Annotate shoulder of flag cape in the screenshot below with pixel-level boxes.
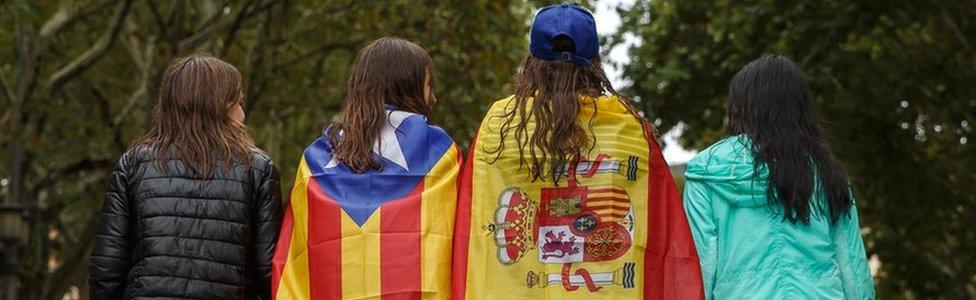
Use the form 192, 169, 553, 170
324, 110, 417, 171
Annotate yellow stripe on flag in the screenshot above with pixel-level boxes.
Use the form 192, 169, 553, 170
340, 209, 382, 299
275, 157, 311, 299
588, 192, 629, 199
421, 145, 460, 299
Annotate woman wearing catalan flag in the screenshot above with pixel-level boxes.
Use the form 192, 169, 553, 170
452, 3, 704, 300
272, 37, 460, 299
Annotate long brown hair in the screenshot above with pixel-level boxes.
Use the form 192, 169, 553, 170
132, 54, 256, 179
327, 37, 435, 173
491, 38, 640, 183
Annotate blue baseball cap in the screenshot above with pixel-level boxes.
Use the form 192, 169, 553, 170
529, 3, 599, 68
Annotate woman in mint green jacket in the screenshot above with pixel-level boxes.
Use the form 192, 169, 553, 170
683, 55, 874, 299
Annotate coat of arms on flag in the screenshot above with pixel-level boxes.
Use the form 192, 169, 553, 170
492, 188, 537, 264
535, 154, 635, 264
488, 154, 637, 292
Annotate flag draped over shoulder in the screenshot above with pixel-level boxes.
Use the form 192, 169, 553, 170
273, 109, 459, 300
452, 96, 704, 299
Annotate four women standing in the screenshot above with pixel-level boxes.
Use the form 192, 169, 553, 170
89, 4, 874, 300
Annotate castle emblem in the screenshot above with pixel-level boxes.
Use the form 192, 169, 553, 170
490, 154, 639, 292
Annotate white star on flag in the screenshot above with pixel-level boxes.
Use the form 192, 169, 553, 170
325, 110, 414, 171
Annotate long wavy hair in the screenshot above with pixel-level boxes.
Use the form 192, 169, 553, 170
728, 55, 853, 224
491, 37, 640, 183
327, 37, 435, 173
132, 54, 255, 179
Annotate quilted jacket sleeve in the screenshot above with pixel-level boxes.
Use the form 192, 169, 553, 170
90, 153, 133, 299
251, 158, 283, 300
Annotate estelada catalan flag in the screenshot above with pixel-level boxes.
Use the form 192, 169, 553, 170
453, 95, 704, 299
273, 107, 460, 299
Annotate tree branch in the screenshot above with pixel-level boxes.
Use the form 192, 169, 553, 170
39, 0, 119, 40
217, 0, 261, 56
241, 6, 270, 114
114, 34, 157, 126
37, 4, 73, 40
121, 19, 146, 69
147, 0, 169, 34
0, 74, 12, 111
29, 157, 115, 195
176, 1, 232, 52
0, 76, 13, 140
941, 8, 972, 53
41, 219, 96, 300
47, 0, 134, 92
13, 13, 36, 105
272, 40, 364, 70
940, 7, 976, 72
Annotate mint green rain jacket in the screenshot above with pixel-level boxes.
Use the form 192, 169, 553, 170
682, 136, 875, 299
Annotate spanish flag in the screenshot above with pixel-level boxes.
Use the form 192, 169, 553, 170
273, 109, 459, 299
452, 96, 704, 299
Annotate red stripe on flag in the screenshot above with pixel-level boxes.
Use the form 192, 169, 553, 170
587, 187, 628, 194
380, 183, 424, 299
451, 136, 477, 300
307, 179, 343, 300
640, 121, 705, 299
587, 204, 631, 210
596, 212, 630, 219
586, 196, 631, 203
642, 121, 668, 299
271, 201, 294, 299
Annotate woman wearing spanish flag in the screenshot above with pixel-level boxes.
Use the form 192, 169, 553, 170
272, 37, 459, 299
453, 4, 704, 299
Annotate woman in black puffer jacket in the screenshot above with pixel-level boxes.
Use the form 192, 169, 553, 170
89, 55, 282, 300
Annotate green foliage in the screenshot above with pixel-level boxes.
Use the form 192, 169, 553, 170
616, 0, 976, 297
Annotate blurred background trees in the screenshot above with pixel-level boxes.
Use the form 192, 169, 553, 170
0, 0, 973, 299
615, 0, 975, 298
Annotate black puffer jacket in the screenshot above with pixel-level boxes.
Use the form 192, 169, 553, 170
89, 148, 282, 300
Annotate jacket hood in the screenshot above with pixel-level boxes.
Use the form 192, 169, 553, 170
684, 135, 770, 207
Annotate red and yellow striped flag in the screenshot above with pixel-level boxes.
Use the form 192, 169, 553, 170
273, 109, 459, 299
452, 95, 704, 299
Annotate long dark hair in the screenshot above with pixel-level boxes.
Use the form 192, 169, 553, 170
327, 37, 435, 173
132, 54, 255, 179
728, 55, 852, 224
491, 37, 640, 183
